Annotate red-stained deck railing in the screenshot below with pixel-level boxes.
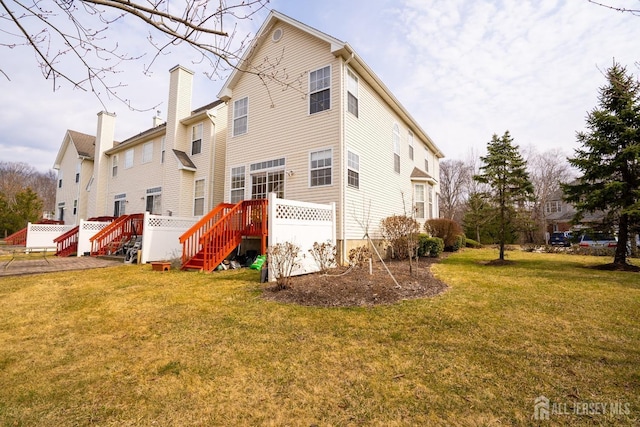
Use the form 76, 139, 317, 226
90, 213, 144, 255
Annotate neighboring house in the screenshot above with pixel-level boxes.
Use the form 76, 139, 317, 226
545, 188, 605, 234
54, 66, 228, 222
53, 10, 444, 261
53, 130, 96, 223
219, 11, 444, 257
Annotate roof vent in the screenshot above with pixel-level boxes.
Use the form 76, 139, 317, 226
272, 27, 283, 42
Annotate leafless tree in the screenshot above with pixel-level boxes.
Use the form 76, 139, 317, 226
0, 161, 55, 213
588, 0, 640, 16
0, 0, 305, 110
438, 159, 472, 222
523, 147, 573, 243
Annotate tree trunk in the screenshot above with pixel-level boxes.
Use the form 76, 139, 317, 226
614, 213, 629, 266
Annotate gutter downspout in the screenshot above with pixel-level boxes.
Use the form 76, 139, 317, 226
207, 109, 216, 211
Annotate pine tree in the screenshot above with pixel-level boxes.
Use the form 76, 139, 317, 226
474, 131, 534, 261
563, 62, 640, 269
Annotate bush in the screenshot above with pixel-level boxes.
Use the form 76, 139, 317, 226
348, 245, 372, 267
308, 241, 336, 273
380, 215, 420, 260
425, 218, 466, 252
417, 234, 444, 258
465, 238, 481, 248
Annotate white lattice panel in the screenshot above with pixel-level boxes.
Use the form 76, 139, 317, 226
81, 222, 109, 231
26, 223, 75, 249
146, 216, 197, 229
275, 204, 333, 222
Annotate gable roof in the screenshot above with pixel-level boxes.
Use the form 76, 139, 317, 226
53, 130, 96, 169
218, 10, 444, 159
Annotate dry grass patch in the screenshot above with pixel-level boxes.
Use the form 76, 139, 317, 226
0, 250, 638, 426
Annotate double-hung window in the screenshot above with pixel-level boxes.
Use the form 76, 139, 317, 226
408, 131, 414, 161
161, 137, 166, 164
310, 149, 332, 187
347, 150, 359, 189
424, 147, 430, 173
230, 166, 245, 203
124, 149, 134, 169
194, 179, 205, 216
309, 65, 331, 114
112, 155, 118, 177
347, 69, 358, 117
58, 170, 63, 188
233, 97, 248, 136
393, 124, 400, 173
414, 184, 425, 219
75, 163, 80, 183
191, 123, 203, 155
142, 141, 153, 163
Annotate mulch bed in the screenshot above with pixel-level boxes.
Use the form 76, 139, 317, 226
261, 256, 449, 307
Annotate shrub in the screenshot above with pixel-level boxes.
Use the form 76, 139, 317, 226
380, 215, 420, 260
417, 234, 444, 258
267, 242, 300, 290
425, 218, 465, 252
308, 241, 336, 274
465, 238, 481, 248
348, 245, 372, 267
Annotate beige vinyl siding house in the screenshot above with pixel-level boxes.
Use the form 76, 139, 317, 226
53, 130, 96, 224
53, 66, 228, 222
220, 10, 444, 258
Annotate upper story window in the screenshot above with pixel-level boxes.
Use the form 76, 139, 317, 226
309, 65, 331, 114
161, 137, 166, 164
233, 97, 248, 136
424, 147, 430, 173
191, 123, 203, 155
194, 179, 205, 216
57, 170, 63, 188
347, 150, 360, 189
230, 166, 245, 203
393, 124, 400, 173
310, 149, 332, 187
112, 155, 118, 177
347, 69, 358, 117
408, 131, 414, 161
75, 163, 80, 183
124, 149, 134, 169
545, 200, 562, 214
142, 141, 153, 164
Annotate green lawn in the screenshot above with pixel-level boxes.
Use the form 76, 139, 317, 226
0, 249, 638, 426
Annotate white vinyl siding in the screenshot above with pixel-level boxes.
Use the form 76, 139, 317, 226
309, 65, 331, 114
233, 97, 248, 136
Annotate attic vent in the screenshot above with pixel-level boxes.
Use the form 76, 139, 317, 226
272, 27, 283, 42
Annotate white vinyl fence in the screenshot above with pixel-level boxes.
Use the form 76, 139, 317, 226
140, 212, 198, 264
26, 223, 76, 250
77, 220, 112, 256
267, 193, 336, 281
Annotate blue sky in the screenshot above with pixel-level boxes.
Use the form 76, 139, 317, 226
1, 0, 639, 172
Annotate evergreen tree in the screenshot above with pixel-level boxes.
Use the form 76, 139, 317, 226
563, 62, 640, 269
474, 131, 534, 261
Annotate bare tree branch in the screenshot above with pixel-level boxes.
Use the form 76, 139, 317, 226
588, 0, 640, 16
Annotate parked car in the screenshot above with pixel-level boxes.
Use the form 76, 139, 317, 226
578, 233, 617, 248
549, 232, 572, 247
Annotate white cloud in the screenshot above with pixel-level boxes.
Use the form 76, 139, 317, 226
1, 0, 639, 173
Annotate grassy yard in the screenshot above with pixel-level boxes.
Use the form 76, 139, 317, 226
0, 249, 638, 426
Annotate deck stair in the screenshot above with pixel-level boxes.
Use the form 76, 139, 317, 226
90, 213, 144, 256
180, 199, 267, 272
